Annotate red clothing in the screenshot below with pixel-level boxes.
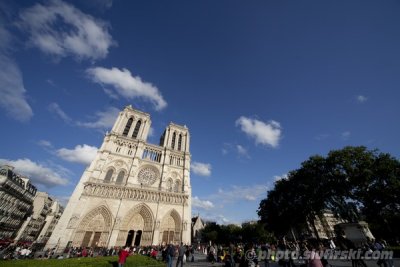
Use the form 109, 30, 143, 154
151, 250, 158, 258
119, 250, 129, 263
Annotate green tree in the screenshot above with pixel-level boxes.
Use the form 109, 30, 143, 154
200, 222, 220, 243
258, 146, 400, 242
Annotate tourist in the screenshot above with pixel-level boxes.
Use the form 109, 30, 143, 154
167, 244, 175, 267
176, 242, 186, 267
118, 247, 130, 267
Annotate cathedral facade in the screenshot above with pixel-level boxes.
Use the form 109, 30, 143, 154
46, 106, 191, 250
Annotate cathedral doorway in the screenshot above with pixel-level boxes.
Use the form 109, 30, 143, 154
124, 229, 143, 247
116, 204, 154, 246
160, 209, 181, 245
134, 230, 142, 246
72, 206, 112, 248
125, 230, 135, 247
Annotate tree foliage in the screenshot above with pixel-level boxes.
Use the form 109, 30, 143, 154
200, 221, 274, 245
257, 146, 400, 241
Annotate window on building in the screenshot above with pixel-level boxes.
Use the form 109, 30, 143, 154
159, 130, 166, 146
132, 120, 142, 138
104, 169, 113, 183
178, 134, 182, 151
116, 170, 125, 184
171, 132, 176, 149
174, 180, 181, 192
167, 179, 173, 192
123, 118, 133, 136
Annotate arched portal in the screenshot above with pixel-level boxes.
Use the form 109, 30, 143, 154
72, 206, 112, 247
160, 209, 181, 245
116, 204, 154, 246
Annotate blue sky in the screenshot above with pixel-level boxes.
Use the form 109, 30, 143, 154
1, 0, 400, 224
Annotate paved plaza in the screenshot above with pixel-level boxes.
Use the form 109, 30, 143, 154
170, 252, 397, 267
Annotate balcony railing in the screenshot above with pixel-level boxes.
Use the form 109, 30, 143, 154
142, 145, 163, 163
82, 181, 189, 206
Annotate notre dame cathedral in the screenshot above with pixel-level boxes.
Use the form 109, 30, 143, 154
46, 105, 191, 250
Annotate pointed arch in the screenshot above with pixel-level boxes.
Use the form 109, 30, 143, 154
178, 134, 182, 151
174, 180, 181, 193
116, 203, 154, 246
116, 170, 126, 184
160, 209, 181, 244
171, 132, 176, 149
104, 168, 114, 183
72, 205, 112, 247
166, 178, 173, 192
123, 118, 133, 136
132, 120, 142, 139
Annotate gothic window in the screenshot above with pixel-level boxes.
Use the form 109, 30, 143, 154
116, 170, 125, 184
132, 120, 141, 139
178, 134, 182, 151
171, 132, 176, 150
137, 167, 158, 185
123, 118, 133, 136
159, 130, 166, 146
104, 169, 113, 183
166, 178, 173, 192
174, 180, 181, 192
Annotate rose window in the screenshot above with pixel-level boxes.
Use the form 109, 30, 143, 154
138, 167, 158, 185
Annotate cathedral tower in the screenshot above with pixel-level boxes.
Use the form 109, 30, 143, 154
46, 105, 191, 250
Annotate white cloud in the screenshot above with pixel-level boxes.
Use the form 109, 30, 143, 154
213, 184, 268, 203
0, 158, 68, 187
37, 139, 97, 165
18, 0, 115, 60
0, 56, 34, 122
192, 196, 214, 210
198, 213, 231, 225
56, 144, 98, 165
192, 184, 268, 225
244, 195, 256, 201
356, 95, 368, 103
342, 131, 351, 140
221, 143, 233, 155
0, 26, 33, 122
236, 116, 282, 148
48, 102, 71, 123
86, 67, 167, 110
0, 23, 12, 52
191, 162, 212, 177
216, 215, 230, 224
77, 106, 120, 130
103, 88, 119, 99
46, 79, 56, 86
315, 134, 330, 141
273, 173, 288, 182
38, 140, 53, 148
236, 144, 250, 158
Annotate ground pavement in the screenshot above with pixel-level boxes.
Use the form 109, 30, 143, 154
169, 252, 398, 267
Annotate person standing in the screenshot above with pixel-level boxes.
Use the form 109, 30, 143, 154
176, 242, 186, 267
118, 247, 130, 267
167, 244, 175, 267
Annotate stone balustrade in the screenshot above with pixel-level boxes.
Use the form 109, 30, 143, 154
82, 181, 189, 205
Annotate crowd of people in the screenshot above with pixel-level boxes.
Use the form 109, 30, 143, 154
0, 238, 395, 267
0, 242, 197, 262
202, 238, 394, 267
